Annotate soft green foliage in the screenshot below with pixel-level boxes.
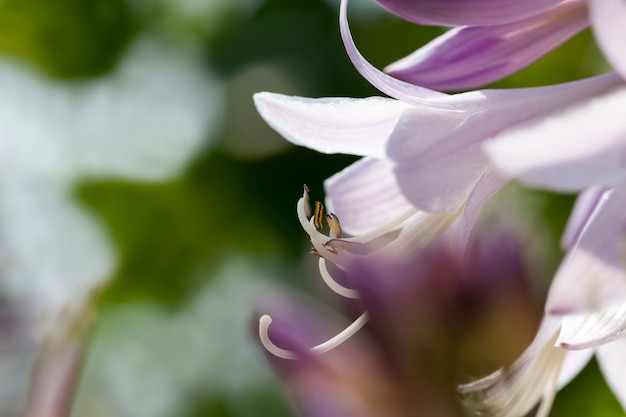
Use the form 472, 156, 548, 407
0, 0, 136, 76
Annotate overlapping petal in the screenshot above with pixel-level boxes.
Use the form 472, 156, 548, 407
590, 0, 626, 80
253, 93, 412, 158
561, 186, 609, 249
556, 348, 594, 388
458, 316, 564, 417
440, 169, 507, 250
340, 0, 448, 105
546, 185, 626, 313
558, 300, 626, 349
387, 74, 622, 213
485, 86, 626, 191
324, 157, 414, 236
375, 0, 563, 26
386, 0, 588, 90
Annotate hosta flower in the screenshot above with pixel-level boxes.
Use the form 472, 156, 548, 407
378, 0, 624, 91
254, 0, 622, 308
258, 236, 541, 417
484, 94, 626, 313
462, 116, 626, 415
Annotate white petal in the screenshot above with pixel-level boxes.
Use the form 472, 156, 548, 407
590, 0, 626, 80
558, 300, 626, 350
596, 337, 626, 412
459, 316, 565, 417
440, 169, 507, 250
484, 86, 626, 191
387, 74, 622, 212
556, 348, 594, 388
547, 185, 626, 313
324, 157, 414, 236
254, 93, 412, 158
393, 141, 488, 213
561, 186, 609, 249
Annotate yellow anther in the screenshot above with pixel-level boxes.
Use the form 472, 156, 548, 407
313, 201, 325, 230
327, 213, 342, 239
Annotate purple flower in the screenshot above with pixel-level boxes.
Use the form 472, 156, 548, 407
466, 109, 626, 415
254, 0, 622, 281
379, 0, 626, 91
258, 237, 541, 417
484, 92, 626, 313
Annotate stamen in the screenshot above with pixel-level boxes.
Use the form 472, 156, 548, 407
318, 258, 360, 299
314, 201, 325, 230
327, 213, 341, 238
297, 197, 341, 262
534, 363, 561, 417
259, 312, 369, 360
325, 238, 362, 252
302, 184, 312, 219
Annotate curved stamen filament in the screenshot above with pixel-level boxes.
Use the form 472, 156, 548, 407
259, 312, 369, 360
318, 258, 360, 299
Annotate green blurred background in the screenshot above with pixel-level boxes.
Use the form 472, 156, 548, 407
0, 0, 621, 416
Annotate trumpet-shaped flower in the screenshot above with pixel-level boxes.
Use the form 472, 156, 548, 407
254, 0, 622, 286
254, 0, 625, 351
465, 110, 626, 415
379, 0, 626, 91
485, 89, 626, 314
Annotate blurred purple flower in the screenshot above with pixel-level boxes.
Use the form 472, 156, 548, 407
379, 0, 626, 91
258, 236, 541, 417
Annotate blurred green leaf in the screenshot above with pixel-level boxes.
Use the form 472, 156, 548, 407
0, 0, 136, 76
79, 148, 356, 307
553, 358, 624, 417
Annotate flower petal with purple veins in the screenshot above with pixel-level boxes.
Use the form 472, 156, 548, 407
386, 0, 588, 91
375, 0, 563, 26
561, 186, 609, 249
484, 85, 626, 191
440, 169, 507, 250
590, 0, 626, 80
339, 0, 448, 105
546, 185, 626, 314
253, 93, 412, 158
324, 157, 414, 236
387, 74, 623, 213
558, 300, 626, 349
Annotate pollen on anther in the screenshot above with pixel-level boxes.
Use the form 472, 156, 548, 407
327, 213, 342, 238
303, 185, 312, 219
314, 201, 325, 230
